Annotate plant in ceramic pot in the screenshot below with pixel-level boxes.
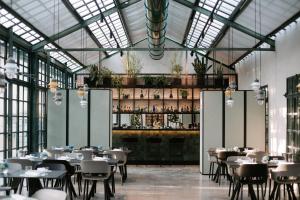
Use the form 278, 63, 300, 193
122, 52, 142, 86
214, 65, 223, 88
101, 66, 113, 87
87, 64, 102, 87
112, 75, 123, 88
170, 53, 182, 86
180, 89, 188, 99
192, 56, 209, 87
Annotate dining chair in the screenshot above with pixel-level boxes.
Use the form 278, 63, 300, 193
207, 148, 217, 180
246, 151, 267, 163
80, 160, 112, 200
104, 150, 127, 184
6, 158, 34, 194
41, 159, 76, 199
226, 156, 251, 197
267, 156, 285, 198
232, 164, 268, 200
0, 163, 22, 195
73, 150, 94, 160
269, 163, 300, 200
32, 189, 67, 200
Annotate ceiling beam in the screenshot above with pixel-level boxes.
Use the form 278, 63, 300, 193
32, 0, 141, 51
40, 47, 275, 52
181, 0, 200, 45
173, 0, 275, 47
113, 0, 133, 46
0, 0, 85, 70
230, 10, 300, 68
206, 0, 252, 56
61, 0, 109, 57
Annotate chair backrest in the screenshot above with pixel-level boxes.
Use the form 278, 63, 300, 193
73, 150, 94, 160
32, 189, 67, 200
6, 159, 33, 169
218, 151, 240, 161
246, 151, 267, 162
105, 150, 127, 163
80, 160, 110, 174
42, 159, 74, 175
45, 149, 64, 159
237, 164, 268, 180
272, 163, 300, 178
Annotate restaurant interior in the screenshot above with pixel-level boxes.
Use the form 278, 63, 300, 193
0, 0, 299, 199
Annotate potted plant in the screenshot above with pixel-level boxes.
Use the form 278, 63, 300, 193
112, 75, 123, 88
180, 89, 188, 99
170, 53, 183, 86
154, 75, 168, 88
122, 52, 142, 86
214, 65, 223, 88
192, 56, 209, 87
144, 75, 155, 87
87, 64, 102, 87
101, 66, 113, 87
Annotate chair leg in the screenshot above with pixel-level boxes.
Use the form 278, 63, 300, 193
211, 163, 215, 180
209, 162, 212, 179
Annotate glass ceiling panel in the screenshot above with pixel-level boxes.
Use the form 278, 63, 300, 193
0, 7, 43, 44
45, 43, 83, 72
185, 0, 242, 54
68, 0, 129, 55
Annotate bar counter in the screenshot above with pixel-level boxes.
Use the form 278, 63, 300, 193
112, 129, 200, 164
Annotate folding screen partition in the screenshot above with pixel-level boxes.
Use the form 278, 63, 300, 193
199, 91, 265, 174
47, 89, 112, 149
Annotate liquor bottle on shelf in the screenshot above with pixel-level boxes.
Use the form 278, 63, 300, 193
169, 89, 173, 99
140, 89, 144, 99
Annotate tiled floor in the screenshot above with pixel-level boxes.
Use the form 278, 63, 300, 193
79, 165, 236, 200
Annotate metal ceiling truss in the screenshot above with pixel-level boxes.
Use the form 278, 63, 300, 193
0, 0, 85, 70
206, 0, 252, 56
32, 0, 141, 51
173, 0, 275, 47
230, 10, 300, 68
62, 0, 109, 57
181, 0, 200, 45
39, 47, 274, 52
113, 0, 133, 46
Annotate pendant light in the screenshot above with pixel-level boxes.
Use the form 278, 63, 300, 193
5, 28, 18, 79
250, 0, 260, 92
53, 91, 63, 106
0, 72, 6, 95
77, 84, 88, 98
255, 0, 265, 106
48, 78, 58, 93
80, 96, 88, 108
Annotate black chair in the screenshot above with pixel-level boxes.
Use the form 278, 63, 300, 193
214, 151, 240, 185
232, 164, 268, 200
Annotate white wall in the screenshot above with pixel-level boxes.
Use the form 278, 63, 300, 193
236, 20, 300, 155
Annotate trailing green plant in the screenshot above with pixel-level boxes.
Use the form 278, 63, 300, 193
130, 114, 142, 128
192, 56, 210, 77
180, 89, 188, 98
154, 75, 168, 88
122, 52, 142, 78
112, 76, 123, 88
170, 53, 183, 78
143, 75, 155, 87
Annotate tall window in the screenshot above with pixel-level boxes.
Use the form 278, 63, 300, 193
38, 91, 46, 151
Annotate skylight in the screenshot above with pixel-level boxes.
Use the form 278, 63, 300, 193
45, 44, 83, 72
185, 0, 241, 54
69, 0, 129, 55
0, 8, 43, 45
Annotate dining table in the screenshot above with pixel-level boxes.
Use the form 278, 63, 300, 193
0, 169, 66, 196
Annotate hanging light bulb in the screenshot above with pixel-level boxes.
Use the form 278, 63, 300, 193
250, 79, 260, 91
256, 89, 265, 106
4, 56, 18, 79
53, 91, 63, 106
226, 97, 234, 107
48, 78, 58, 93
224, 87, 233, 97
80, 96, 88, 108
0, 72, 6, 95
297, 83, 300, 93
